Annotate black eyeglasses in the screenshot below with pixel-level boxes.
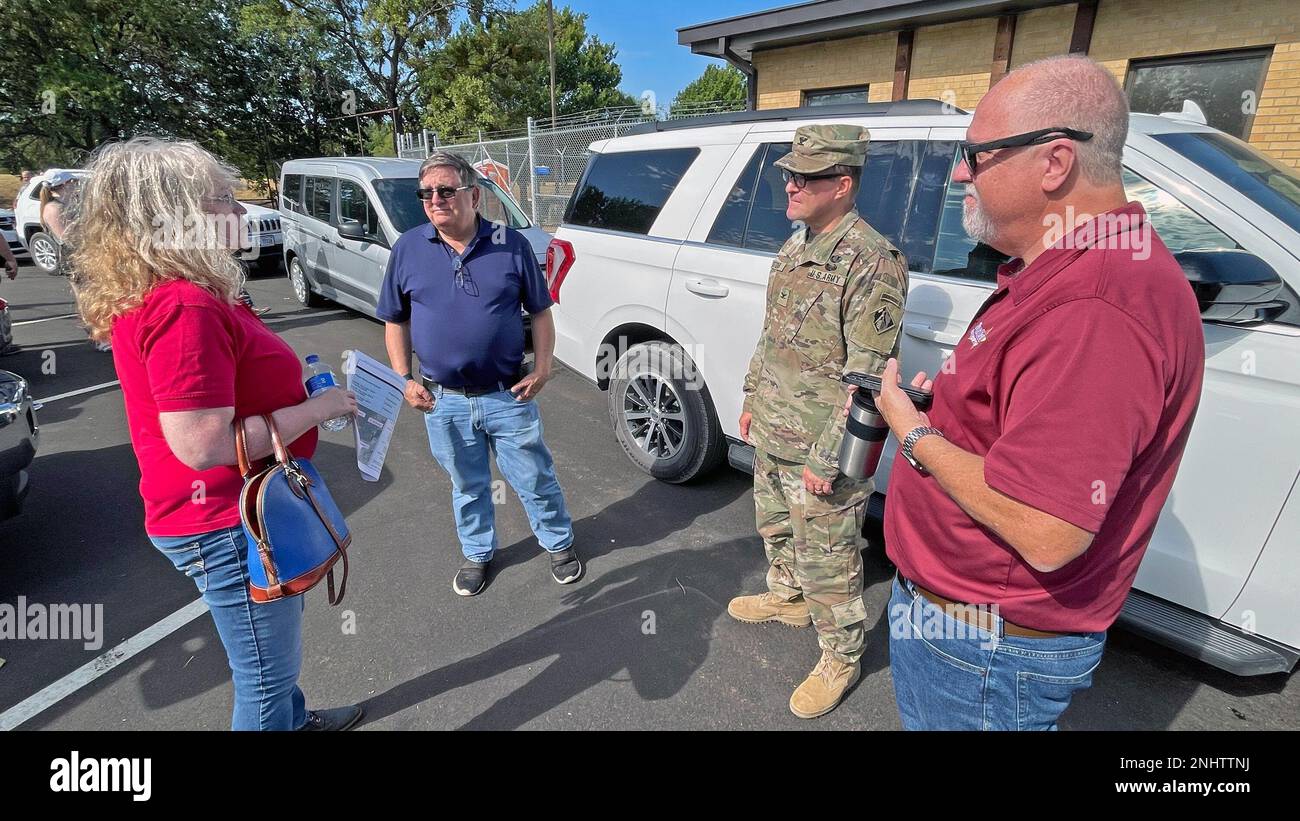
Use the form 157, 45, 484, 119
417, 184, 474, 201
452, 257, 479, 297
959, 127, 1094, 175
780, 169, 846, 190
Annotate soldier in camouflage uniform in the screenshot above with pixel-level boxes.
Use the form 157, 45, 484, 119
728, 124, 908, 719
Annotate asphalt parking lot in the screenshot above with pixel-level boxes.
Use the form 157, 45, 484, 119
0, 259, 1296, 730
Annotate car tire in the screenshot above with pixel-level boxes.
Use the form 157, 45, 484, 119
288, 256, 324, 307
607, 341, 726, 483
28, 232, 61, 275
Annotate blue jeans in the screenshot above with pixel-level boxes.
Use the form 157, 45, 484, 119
888, 575, 1106, 730
149, 525, 307, 731
424, 388, 574, 562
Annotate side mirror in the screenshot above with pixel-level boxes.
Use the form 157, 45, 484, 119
1176, 250, 1289, 325
337, 219, 369, 243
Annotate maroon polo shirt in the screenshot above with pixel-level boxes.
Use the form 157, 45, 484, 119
885, 202, 1205, 633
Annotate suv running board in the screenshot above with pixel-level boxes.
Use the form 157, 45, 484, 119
1118, 589, 1298, 676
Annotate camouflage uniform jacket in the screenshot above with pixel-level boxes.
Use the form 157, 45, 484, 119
742, 209, 908, 480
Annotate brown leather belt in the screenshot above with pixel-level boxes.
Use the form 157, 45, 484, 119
904, 576, 1066, 639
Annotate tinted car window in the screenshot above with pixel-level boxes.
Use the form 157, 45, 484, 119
566, 148, 699, 234
931, 152, 1009, 283
305, 176, 333, 223
477, 178, 530, 229
743, 143, 797, 252
371, 178, 425, 235
1153, 130, 1300, 235
282, 174, 304, 213
1123, 169, 1239, 252
706, 147, 764, 248
337, 179, 382, 240
708, 140, 951, 264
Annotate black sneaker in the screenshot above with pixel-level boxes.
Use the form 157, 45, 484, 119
297, 704, 363, 731
452, 559, 489, 596
549, 547, 582, 584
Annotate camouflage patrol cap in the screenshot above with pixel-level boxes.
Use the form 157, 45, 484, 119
774, 124, 871, 174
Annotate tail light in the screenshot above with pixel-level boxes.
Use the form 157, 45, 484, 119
545, 238, 574, 304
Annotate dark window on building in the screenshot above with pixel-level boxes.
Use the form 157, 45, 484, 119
305, 176, 334, 223
1126, 49, 1271, 139
804, 86, 870, 107
282, 174, 304, 213
565, 148, 699, 234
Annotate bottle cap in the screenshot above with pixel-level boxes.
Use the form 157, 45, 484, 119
305, 354, 320, 364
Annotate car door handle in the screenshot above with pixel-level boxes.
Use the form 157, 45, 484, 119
903, 322, 962, 346
684, 278, 729, 298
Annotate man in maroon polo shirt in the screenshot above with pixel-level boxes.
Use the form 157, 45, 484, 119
872, 55, 1205, 730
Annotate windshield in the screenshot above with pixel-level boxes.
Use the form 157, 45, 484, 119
371, 176, 532, 236
1153, 131, 1300, 235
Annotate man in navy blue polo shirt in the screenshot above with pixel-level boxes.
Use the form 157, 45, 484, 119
379, 152, 579, 597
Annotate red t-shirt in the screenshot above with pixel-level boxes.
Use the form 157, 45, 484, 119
885, 203, 1205, 633
112, 279, 318, 537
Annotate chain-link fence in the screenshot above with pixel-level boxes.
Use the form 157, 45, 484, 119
397, 101, 744, 232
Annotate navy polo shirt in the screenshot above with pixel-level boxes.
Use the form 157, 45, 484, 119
377, 217, 553, 387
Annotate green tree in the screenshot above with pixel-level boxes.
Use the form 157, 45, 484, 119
671, 64, 746, 112
0, 0, 353, 183
417, 2, 636, 142
244, 0, 504, 153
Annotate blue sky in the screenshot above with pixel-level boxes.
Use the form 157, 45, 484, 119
565, 0, 769, 105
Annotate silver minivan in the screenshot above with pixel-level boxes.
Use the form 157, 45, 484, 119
279, 157, 551, 317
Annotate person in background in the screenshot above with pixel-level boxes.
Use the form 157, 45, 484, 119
69, 135, 363, 731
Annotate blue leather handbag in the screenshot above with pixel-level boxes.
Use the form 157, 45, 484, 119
236, 414, 351, 605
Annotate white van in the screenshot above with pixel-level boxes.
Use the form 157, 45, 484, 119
279, 157, 551, 317
545, 100, 1300, 676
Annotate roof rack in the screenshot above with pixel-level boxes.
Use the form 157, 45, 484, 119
625, 99, 966, 136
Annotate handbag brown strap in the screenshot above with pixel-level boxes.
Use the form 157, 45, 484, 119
259, 413, 351, 606
234, 417, 258, 479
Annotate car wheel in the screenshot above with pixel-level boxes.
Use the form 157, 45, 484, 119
28, 233, 60, 275
608, 341, 726, 483
288, 257, 323, 307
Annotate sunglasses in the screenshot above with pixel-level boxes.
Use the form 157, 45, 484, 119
417, 184, 474, 201
781, 169, 846, 190
959, 127, 1093, 175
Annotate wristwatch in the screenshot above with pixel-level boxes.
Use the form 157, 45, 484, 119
399, 373, 414, 383
901, 426, 945, 474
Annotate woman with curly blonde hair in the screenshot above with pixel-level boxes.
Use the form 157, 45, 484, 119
70, 136, 362, 731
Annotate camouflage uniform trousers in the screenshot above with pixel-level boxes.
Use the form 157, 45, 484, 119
753, 448, 870, 664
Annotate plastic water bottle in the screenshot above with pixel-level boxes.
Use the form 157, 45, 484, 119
304, 354, 349, 432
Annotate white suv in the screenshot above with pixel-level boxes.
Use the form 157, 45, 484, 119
546, 100, 1300, 677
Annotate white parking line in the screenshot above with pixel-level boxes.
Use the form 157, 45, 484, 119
35, 380, 122, 404
262, 308, 349, 322
0, 598, 209, 731
13, 313, 78, 326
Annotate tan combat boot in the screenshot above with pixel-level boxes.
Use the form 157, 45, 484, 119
789, 650, 860, 719
727, 592, 812, 627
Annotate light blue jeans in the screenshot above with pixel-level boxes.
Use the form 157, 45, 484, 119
423, 388, 574, 562
888, 575, 1107, 730
149, 525, 307, 731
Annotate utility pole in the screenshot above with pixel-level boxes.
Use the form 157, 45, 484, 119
547, 0, 557, 128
